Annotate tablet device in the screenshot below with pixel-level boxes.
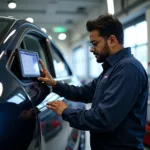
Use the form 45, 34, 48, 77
18, 50, 40, 78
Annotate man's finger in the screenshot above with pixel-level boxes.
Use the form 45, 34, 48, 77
47, 101, 57, 105
50, 102, 60, 107
38, 77, 47, 82
40, 69, 45, 76
47, 100, 60, 105
47, 101, 54, 105
46, 105, 57, 111
39, 59, 47, 72
40, 69, 44, 73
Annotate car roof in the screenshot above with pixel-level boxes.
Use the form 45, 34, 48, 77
0, 17, 48, 50
0, 16, 17, 21
0, 16, 39, 28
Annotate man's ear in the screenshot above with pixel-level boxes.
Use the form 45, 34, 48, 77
107, 35, 117, 48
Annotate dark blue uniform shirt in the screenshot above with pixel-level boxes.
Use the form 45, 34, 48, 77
53, 47, 148, 150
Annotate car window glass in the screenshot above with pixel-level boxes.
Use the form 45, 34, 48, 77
0, 21, 9, 35
0, 19, 14, 43
20, 41, 25, 49
23, 35, 48, 68
51, 48, 70, 78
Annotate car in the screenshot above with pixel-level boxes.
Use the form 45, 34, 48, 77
143, 101, 150, 147
0, 17, 85, 150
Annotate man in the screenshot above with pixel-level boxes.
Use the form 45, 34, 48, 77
38, 14, 148, 150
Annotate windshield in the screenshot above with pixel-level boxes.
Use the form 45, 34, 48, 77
0, 18, 15, 44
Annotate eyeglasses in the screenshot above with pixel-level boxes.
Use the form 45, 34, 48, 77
90, 40, 101, 48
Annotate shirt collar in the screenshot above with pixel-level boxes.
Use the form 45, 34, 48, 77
106, 47, 131, 66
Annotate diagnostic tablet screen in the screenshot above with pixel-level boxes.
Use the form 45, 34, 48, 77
19, 50, 40, 78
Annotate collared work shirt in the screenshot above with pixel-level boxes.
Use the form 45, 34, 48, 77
53, 47, 148, 150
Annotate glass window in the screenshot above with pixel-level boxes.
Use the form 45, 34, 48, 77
23, 35, 48, 68
73, 46, 86, 78
89, 58, 103, 77
131, 47, 136, 56
135, 45, 148, 71
75, 61, 86, 77
124, 26, 136, 47
0, 19, 15, 43
124, 21, 148, 71
51, 49, 71, 78
135, 21, 147, 45
88, 44, 103, 78
0, 22, 9, 35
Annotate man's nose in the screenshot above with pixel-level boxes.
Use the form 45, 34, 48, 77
90, 47, 95, 52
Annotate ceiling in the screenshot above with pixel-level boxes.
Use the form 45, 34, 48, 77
0, 0, 104, 38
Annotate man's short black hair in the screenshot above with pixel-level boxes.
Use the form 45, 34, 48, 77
86, 14, 124, 44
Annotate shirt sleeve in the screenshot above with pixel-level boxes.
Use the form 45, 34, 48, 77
62, 64, 144, 132
53, 77, 100, 103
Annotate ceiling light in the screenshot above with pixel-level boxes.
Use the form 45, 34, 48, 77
48, 35, 52, 40
58, 33, 66, 40
54, 27, 67, 33
26, 17, 34, 23
8, 2, 17, 9
41, 28, 47, 33
107, 0, 115, 15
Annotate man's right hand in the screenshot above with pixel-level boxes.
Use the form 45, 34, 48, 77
38, 60, 56, 87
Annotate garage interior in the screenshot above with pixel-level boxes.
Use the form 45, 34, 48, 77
0, 0, 150, 150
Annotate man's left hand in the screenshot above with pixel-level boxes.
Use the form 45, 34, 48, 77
46, 100, 68, 116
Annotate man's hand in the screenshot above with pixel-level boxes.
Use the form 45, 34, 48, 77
46, 100, 68, 116
38, 60, 56, 87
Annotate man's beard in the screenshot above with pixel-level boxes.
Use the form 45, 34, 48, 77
95, 43, 110, 63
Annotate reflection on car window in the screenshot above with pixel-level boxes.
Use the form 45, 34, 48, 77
51, 49, 70, 78
0, 19, 15, 43
23, 35, 48, 68
0, 22, 9, 35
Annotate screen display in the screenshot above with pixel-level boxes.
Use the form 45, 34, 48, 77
19, 50, 40, 77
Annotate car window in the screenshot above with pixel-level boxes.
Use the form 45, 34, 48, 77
0, 18, 15, 43
23, 35, 48, 69
50, 43, 71, 78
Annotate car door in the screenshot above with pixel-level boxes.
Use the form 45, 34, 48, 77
47, 41, 86, 150
20, 32, 74, 150
0, 32, 47, 150
23, 35, 85, 150
0, 24, 56, 150
23, 36, 74, 150
4, 23, 82, 150
17, 32, 55, 150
